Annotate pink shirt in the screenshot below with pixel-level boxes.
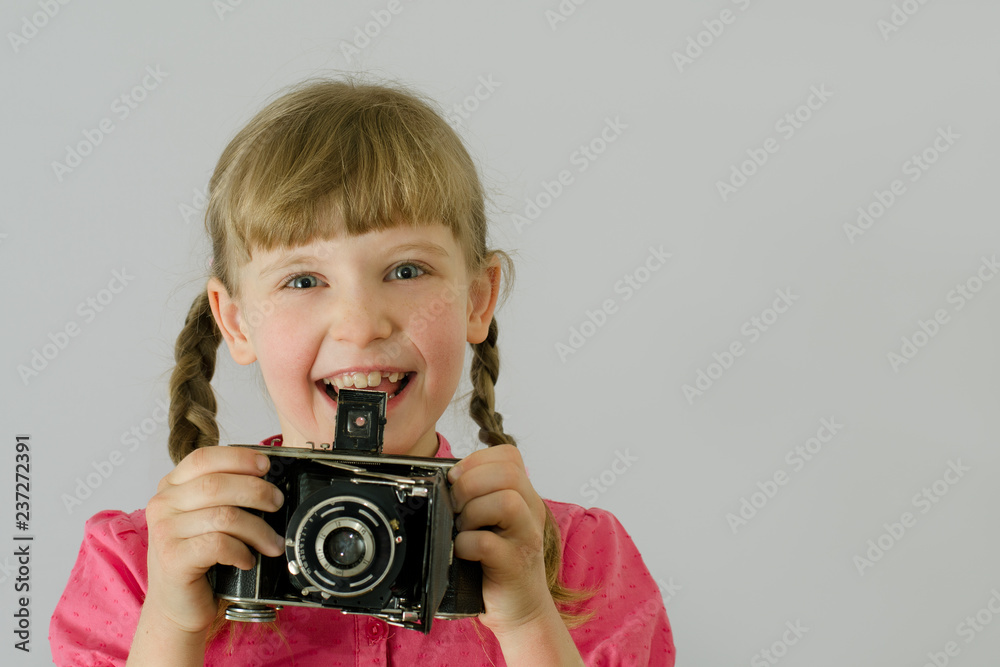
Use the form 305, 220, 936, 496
50, 435, 675, 665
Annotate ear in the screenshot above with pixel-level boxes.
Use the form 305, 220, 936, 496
207, 277, 258, 365
467, 256, 501, 345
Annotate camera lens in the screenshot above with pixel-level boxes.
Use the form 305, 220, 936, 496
287, 491, 404, 598
325, 527, 366, 569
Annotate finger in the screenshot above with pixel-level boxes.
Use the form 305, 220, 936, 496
160, 472, 284, 514
160, 505, 286, 559
162, 446, 271, 490
448, 444, 522, 484
159, 530, 265, 573
450, 459, 535, 514
455, 489, 536, 536
453, 528, 513, 568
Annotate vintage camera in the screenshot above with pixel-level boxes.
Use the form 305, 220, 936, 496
210, 389, 483, 633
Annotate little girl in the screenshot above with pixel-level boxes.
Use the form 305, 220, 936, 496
49, 77, 674, 666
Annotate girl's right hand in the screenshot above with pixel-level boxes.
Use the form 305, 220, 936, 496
142, 446, 286, 636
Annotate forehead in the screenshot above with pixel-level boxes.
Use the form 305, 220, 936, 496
247, 223, 464, 274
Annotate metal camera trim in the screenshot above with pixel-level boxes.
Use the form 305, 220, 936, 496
290, 495, 397, 599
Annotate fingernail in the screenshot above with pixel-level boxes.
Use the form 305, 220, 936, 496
273, 532, 286, 554
273, 487, 284, 508
256, 455, 270, 473
448, 464, 462, 483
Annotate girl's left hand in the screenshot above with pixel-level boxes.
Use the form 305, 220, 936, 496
448, 444, 554, 635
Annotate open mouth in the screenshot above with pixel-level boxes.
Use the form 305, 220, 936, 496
319, 370, 412, 403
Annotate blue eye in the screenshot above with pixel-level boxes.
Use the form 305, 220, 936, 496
388, 263, 425, 281
285, 274, 320, 289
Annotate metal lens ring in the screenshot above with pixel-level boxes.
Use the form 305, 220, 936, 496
315, 517, 374, 577
290, 493, 399, 598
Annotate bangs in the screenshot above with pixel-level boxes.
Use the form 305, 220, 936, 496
206, 79, 485, 273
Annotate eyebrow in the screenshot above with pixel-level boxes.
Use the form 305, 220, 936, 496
259, 252, 321, 277
257, 240, 452, 277
389, 241, 451, 258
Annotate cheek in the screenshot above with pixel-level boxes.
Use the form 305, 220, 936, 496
417, 306, 469, 384
247, 309, 316, 382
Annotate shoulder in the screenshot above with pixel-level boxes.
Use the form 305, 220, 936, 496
543, 499, 653, 588
543, 500, 633, 551
543, 498, 619, 527
65, 508, 149, 588
543, 501, 677, 665
60, 508, 150, 605
80, 508, 149, 549
50, 509, 150, 665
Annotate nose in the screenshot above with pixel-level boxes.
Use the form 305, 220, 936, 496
328, 285, 393, 347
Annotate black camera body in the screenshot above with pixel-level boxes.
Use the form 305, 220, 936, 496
210, 389, 483, 634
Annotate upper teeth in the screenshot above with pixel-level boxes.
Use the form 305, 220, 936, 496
322, 371, 403, 390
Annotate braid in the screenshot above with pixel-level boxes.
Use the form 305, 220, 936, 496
468, 314, 593, 626
469, 317, 515, 447
168, 291, 223, 464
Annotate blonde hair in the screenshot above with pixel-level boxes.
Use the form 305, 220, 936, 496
167, 76, 590, 632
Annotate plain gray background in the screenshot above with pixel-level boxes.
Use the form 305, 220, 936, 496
2, 1, 999, 665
